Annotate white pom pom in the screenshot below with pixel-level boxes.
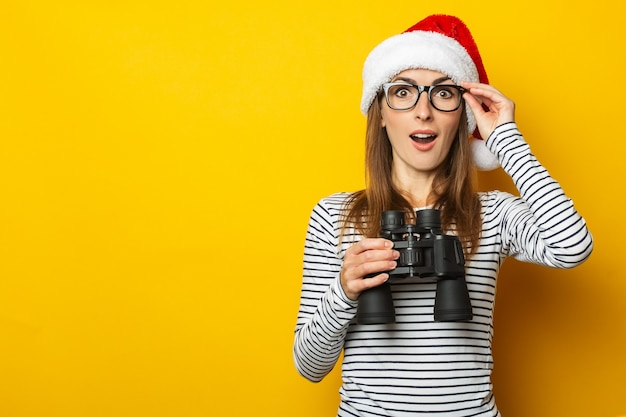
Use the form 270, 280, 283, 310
470, 138, 500, 171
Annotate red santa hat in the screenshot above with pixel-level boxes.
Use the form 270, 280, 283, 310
360, 14, 500, 170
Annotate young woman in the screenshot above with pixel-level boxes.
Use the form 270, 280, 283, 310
293, 15, 593, 416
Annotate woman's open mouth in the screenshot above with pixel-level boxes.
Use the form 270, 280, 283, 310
410, 133, 436, 144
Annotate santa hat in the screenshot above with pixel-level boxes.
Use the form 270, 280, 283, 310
360, 14, 500, 170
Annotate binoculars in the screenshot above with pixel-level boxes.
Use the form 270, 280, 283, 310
356, 209, 473, 324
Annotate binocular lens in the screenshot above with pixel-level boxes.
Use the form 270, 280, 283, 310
434, 278, 473, 321
356, 282, 395, 324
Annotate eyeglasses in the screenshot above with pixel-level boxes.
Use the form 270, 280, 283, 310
382, 82, 466, 112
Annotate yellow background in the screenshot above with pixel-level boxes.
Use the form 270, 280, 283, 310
1, 1, 624, 416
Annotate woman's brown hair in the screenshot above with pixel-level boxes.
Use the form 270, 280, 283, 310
341, 94, 482, 257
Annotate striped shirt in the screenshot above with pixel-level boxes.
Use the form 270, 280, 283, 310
293, 123, 593, 416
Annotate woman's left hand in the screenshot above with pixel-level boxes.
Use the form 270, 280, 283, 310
461, 82, 515, 139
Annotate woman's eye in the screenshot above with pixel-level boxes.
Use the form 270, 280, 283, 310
395, 88, 410, 97
434, 87, 457, 99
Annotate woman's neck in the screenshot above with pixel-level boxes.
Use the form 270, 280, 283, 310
392, 170, 436, 208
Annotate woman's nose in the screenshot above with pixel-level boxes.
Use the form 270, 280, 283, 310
413, 93, 433, 119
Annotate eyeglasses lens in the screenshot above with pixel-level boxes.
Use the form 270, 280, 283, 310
386, 84, 462, 112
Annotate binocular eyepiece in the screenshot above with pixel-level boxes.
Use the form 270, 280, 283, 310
356, 209, 473, 324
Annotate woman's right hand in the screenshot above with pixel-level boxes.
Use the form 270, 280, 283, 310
340, 238, 400, 301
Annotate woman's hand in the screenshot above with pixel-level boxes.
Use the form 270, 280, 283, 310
461, 82, 515, 139
340, 238, 399, 301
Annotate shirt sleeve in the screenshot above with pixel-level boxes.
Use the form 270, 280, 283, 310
485, 122, 594, 267
293, 197, 358, 382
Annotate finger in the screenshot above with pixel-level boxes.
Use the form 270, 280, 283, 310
345, 238, 393, 259
355, 258, 397, 279
358, 272, 390, 291
342, 248, 397, 276
462, 83, 510, 108
345, 241, 399, 266
342, 272, 390, 301
461, 81, 503, 94
463, 91, 488, 117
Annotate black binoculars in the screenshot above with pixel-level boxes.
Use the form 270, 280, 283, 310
356, 209, 473, 324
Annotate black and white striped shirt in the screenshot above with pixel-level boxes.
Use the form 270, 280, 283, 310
293, 123, 593, 416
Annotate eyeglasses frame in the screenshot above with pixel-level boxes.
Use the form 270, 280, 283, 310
381, 82, 467, 112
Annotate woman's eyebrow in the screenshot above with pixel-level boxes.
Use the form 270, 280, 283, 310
432, 76, 453, 85
393, 76, 453, 85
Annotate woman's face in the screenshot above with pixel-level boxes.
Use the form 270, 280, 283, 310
381, 68, 462, 179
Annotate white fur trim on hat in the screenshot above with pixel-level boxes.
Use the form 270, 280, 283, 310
470, 137, 500, 170
361, 31, 479, 115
